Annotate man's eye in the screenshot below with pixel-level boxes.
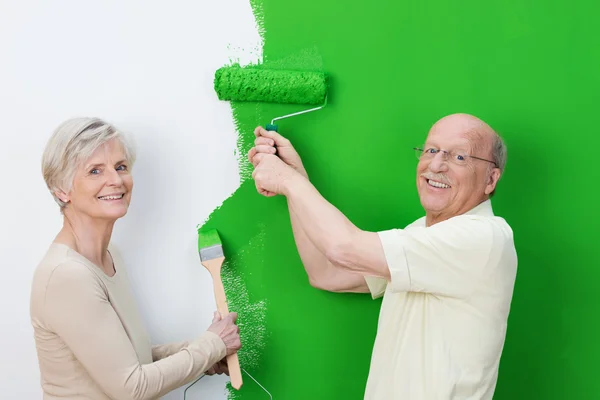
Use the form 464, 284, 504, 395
117, 165, 128, 171
456, 154, 466, 161
90, 169, 100, 174
425, 148, 438, 154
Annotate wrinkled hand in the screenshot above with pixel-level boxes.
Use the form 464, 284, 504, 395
248, 126, 308, 179
207, 311, 241, 356
251, 152, 298, 197
205, 357, 229, 376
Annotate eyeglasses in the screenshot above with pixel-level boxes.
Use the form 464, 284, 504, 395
414, 147, 497, 167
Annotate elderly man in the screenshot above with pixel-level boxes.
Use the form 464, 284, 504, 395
247, 113, 517, 399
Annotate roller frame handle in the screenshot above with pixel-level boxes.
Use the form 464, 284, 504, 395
264, 97, 327, 133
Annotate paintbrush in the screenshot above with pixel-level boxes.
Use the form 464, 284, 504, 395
197, 228, 243, 390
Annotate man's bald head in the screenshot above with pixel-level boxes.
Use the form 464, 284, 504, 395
429, 113, 506, 173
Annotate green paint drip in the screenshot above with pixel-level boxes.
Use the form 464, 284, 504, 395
214, 63, 327, 105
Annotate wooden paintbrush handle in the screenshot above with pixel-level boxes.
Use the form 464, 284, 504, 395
226, 351, 243, 390
205, 259, 243, 390
211, 274, 229, 316
213, 278, 243, 389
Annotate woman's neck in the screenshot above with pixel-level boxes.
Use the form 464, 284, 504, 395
55, 209, 116, 275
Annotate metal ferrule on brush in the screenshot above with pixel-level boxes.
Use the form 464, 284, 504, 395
199, 244, 224, 261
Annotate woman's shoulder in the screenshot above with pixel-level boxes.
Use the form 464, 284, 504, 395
35, 242, 94, 272
31, 244, 104, 296
30, 244, 106, 323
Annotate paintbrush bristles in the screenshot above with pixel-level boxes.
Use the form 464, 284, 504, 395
198, 228, 222, 248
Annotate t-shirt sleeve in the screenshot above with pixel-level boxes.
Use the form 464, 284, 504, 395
364, 276, 388, 299
44, 261, 226, 400
377, 216, 497, 298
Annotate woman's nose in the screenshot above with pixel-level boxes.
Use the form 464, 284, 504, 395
106, 168, 123, 186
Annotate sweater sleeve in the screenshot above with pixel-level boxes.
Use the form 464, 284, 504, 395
44, 261, 226, 400
152, 342, 191, 362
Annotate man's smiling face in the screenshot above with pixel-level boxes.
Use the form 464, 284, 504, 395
416, 114, 501, 226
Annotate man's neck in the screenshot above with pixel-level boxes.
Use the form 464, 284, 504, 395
425, 198, 489, 227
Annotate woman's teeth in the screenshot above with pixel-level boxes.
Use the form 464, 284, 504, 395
428, 179, 450, 189
98, 194, 123, 200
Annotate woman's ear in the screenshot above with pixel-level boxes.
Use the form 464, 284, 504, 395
55, 189, 70, 204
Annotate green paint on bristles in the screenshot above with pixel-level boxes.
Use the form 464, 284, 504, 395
197, 228, 222, 251
214, 63, 327, 105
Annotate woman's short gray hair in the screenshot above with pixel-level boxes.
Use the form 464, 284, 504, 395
41, 117, 136, 209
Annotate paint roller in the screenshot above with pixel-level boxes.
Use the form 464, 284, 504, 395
213, 64, 328, 132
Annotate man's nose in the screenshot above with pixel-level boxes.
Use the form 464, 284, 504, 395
428, 151, 449, 172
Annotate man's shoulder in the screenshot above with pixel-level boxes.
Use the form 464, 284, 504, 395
441, 212, 515, 256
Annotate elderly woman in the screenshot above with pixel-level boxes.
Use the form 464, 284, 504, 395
30, 117, 240, 399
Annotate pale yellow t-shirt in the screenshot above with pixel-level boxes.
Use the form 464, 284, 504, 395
30, 243, 226, 400
364, 200, 518, 399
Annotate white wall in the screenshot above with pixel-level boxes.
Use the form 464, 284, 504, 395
0, 1, 262, 398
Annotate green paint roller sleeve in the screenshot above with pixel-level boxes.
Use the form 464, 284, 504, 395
213, 64, 328, 105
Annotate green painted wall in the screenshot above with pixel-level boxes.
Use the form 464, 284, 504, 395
200, 0, 600, 398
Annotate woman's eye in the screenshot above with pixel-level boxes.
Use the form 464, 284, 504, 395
426, 148, 438, 154
456, 155, 465, 161
117, 165, 127, 171
90, 169, 100, 174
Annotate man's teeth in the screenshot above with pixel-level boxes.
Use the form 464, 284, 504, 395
98, 194, 123, 200
428, 180, 450, 189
